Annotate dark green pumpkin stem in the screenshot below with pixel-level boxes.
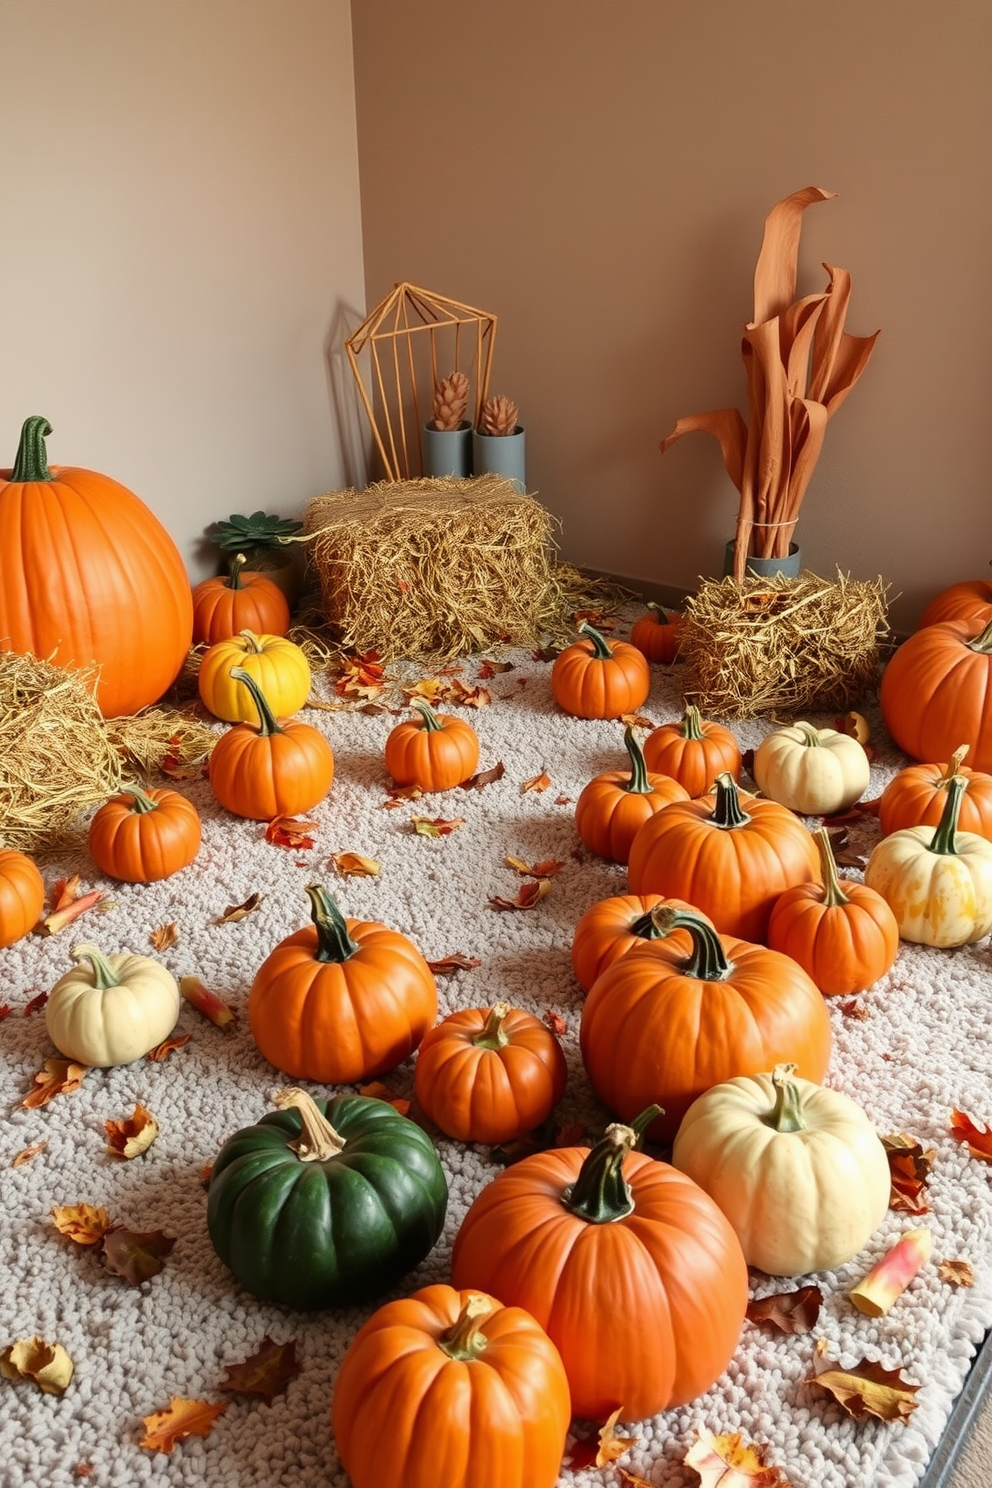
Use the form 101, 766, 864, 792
305, 883, 360, 962
229, 666, 283, 736
813, 826, 849, 907
646, 906, 732, 981
10, 416, 53, 482
578, 621, 613, 659
762, 1064, 807, 1133
621, 726, 652, 795
563, 1106, 662, 1223
272, 1087, 346, 1161
710, 771, 750, 830
227, 553, 248, 590
412, 699, 444, 731
628, 903, 682, 941
473, 1001, 511, 1050
438, 1294, 493, 1361
681, 704, 706, 741
929, 774, 967, 855
70, 943, 121, 989
967, 616, 992, 655
122, 784, 161, 816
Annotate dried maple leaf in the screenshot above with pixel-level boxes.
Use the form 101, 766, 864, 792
106, 1104, 159, 1159
335, 651, 386, 700
23, 1058, 89, 1109
938, 1257, 974, 1287
220, 1336, 300, 1403
425, 953, 481, 974
949, 1108, 992, 1161
149, 922, 179, 952
12, 1140, 47, 1168
478, 659, 514, 679
532, 645, 560, 662
459, 760, 506, 791
746, 1285, 822, 1334
51, 1203, 112, 1246
882, 1133, 935, 1214
488, 879, 552, 912
139, 1397, 228, 1453
567, 1408, 639, 1470
101, 1226, 176, 1285
22, 990, 48, 1016
838, 998, 870, 1021
216, 891, 262, 924
808, 1339, 920, 1422
146, 1032, 192, 1062
37, 876, 107, 935
410, 816, 466, 837
520, 770, 552, 794
332, 851, 380, 878
404, 677, 447, 705
384, 781, 424, 803
443, 678, 491, 708
265, 815, 319, 849
543, 1010, 567, 1038
684, 1429, 793, 1486
358, 1081, 411, 1115
0, 1337, 74, 1396
620, 712, 656, 729
505, 855, 565, 878
180, 975, 236, 1029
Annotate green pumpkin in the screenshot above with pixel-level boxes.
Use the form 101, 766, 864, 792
206, 1088, 448, 1309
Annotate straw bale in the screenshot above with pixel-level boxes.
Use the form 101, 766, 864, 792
679, 570, 889, 720
302, 476, 582, 663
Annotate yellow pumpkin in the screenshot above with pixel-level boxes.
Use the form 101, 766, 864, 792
197, 629, 310, 722
753, 721, 871, 817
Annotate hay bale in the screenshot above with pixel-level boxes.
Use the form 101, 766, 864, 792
302, 476, 576, 663
679, 570, 890, 720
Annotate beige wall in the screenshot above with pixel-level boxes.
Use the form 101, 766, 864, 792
352, 0, 992, 631
0, 0, 367, 583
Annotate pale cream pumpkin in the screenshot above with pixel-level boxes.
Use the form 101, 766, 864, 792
864, 774, 992, 946
45, 943, 181, 1066
671, 1063, 890, 1277
753, 721, 871, 816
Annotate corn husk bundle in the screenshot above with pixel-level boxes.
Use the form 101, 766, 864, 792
661, 187, 880, 582
302, 476, 594, 662
679, 570, 889, 720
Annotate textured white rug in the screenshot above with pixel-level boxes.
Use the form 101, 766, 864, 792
1, 615, 990, 1488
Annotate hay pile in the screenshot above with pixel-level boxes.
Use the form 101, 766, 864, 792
302, 476, 589, 663
679, 570, 890, 720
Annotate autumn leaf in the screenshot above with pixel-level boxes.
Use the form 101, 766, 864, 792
146, 1032, 192, 1062
403, 677, 447, 706
746, 1285, 822, 1334
37, 876, 107, 935
335, 651, 386, 699
821, 796, 881, 824
488, 879, 552, 912
149, 922, 179, 952
443, 677, 491, 708
838, 998, 870, 1021
333, 851, 380, 878
425, 953, 481, 974
139, 1397, 228, 1453
620, 712, 656, 729
358, 1081, 411, 1115
532, 644, 560, 662
458, 760, 506, 791
684, 1429, 793, 1486
572, 608, 616, 631
180, 976, 236, 1029
807, 1339, 920, 1422
505, 855, 565, 878
520, 770, 552, 794
101, 1226, 176, 1285
0, 1337, 74, 1396
491, 1115, 589, 1167
0, 1004, 10, 1020
51, 1203, 112, 1246
618, 1471, 657, 1488
22, 990, 48, 1016
949, 1108, 992, 1161
553, 794, 574, 806
478, 659, 514, 679
12, 1140, 46, 1168
23, 1058, 89, 1109
384, 782, 424, 806
543, 1010, 567, 1037
265, 815, 318, 849
106, 1104, 159, 1159
938, 1257, 974, 1287
410, 816, 466, 837
216, 891, 262, 924
220, 1336, 300, 1403
882, 1132, 935, 1214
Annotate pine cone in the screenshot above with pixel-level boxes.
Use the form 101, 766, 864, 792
431, 371, 470, 431
478, 394, 519, 437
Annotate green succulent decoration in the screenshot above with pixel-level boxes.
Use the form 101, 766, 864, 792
211, 510, 304, 556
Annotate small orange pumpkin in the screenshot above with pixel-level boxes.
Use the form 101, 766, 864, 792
570, 892, 712, 992
551, 622, 650, 720
574, 726, 689, 863
878, 744, 992, 839
88, 784, 201, 883
918, 579, 992, 631
643, 704, 742, 797
191, 553, 291, 645
384, 701, 479, 791
0, 848, 45, 949
630, 603, 682, 663
208, 667, 333, 820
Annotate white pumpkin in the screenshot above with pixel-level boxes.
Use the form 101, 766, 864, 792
753, 721, 871, 816
864, 774, 992, 946
45, 943, 181, 1067
671, 1063, 891, 1277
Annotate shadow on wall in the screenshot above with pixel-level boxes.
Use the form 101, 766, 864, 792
325, 299, 373, 493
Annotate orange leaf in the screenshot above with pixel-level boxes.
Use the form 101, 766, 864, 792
180, 976, 236, 1029
938, 1257, 974, 1287
105, 1104, 159, 1159
543, 1010, 567, 1038
684, 1429, 793, 1486
425, 953, 481, 974
23, 1058, 89, 1108
336, 651, 386, 699
37, 877, 108, 935
358, 1081, 411, 1115
478, 659, 514, 679
567, 1408, 638, 1470
148, 923, 179, 952
882, 1133, 934, 1214
139, 1397, 228, 1453
265, 815, 318, 849
384, 782, 424, 803
12, 1139, 46, 1168
216, 891, 262, 924
808, 1339, 920, 1422
520, 770, 551, 794
410, 816, 466, 838
403, 677, 447, 705
146, 1032, 192, 1062
51, 1203, 112, 1246
332, 851, 380, 878
838, 998, 870, 1021
618, 1471, 657, 1488
458, 760, 506, 791
745, 1285, 822, 1334
620, 712, 656, 729
442, 677, 491, 708
220, 1336, 300, 1403
488, 879, 552, 912
949, 1108, 992, 1161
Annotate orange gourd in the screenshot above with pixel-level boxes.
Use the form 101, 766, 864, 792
208, 667, 333, 820
248, 884, 437, 1083
878, 744, 992, 839
570, 891, 709, 992
880, 613, 992, 771
332, 1285, 571, 1488
198, 629, 311, 723
413, 1002, 567, 1144
385, 701, 479, 792
767, 827, 899, 994
551, 622, 650, 720
0, 416, 193, 718
0, 849, 44, 949
627, 771, 820, 943
580, 906, 832, 1142
574, 726, 689, 863
630, 603, 682, 663
643, 704, 742, 796
918, 579, 992, 631
451, 1108, 748, 1421
88, 785, 201, 883
191, 553, 291, 644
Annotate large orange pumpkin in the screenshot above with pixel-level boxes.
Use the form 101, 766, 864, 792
574, 726, 689, 863
918, 579, 992, 631
450, 1109, 749, 1421
0, 416, 193, 718
551, 622, 650, 719
0, 849, 45, 949
880, 614, 992, 771
878, 744, 992, 839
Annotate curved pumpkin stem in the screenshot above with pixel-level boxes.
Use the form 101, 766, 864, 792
70, 943, 122, 990
967, 616, 992, 655
929, 774, 967, 856
577, 621, 613, 659
10, 416, 54, 482
438, 1294, 495, 1361
473, 1001, 511, 1050
621, 726, 653, 795
762, 1063, 807, 1133
304, 883, 360, 962
272, 1087, 346, 1161
812, 826, 850, 908
646, 906, 733, 981
680, 704, 706, 742
412, 699, 444, 732
563, 1106, 661, 1223
229, 666, 283, 736
237, 629, 266, 654
937, 745, 970, 784
793, 722, 822, 748
120, 784, 161, 816
227, 554, 248, 590
628, 903, 682, 942
710, 772, 750, 830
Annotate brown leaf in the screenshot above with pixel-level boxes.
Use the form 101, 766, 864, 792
478, 659, 514, 679
0, 1004, 11, 1020
821, 797, 881, 824
180, 975, 236, 1029
384, 782, 424, 803
746, 1285, 822, 1334
37, 876, 108, 936
216, 891, 263, 924
101, 1226, 176, 1285
488, 879, 552, 912
505, 855, 565, 878
332, 850, 380, 878
265, 816, 318, 850
459, 760, 506, 791
532, 645, 560, 662
684, 1429, 794, 1486
105, 1104, 159, 1160
220, 1336, 300, 1403
74, 1463, 95, 1477
808, 1339, 920, 1422
146, 1032, 193, 1062
553, 794, 573, 806
938, 1257, 974, 1287
22, 990, 48, 1016
425, 953, 481, 974
543, 1010, 567, 1038
618, 1471, 657, 1488
139, 1397, 228, 1453
572, 608, 616, 632
51, 1204, 112, 1246
882, 1133, 935, 1214
0, 1337, 74, 1396
837, 999, 869, 1021
620, 712, 656, 730
12, 1140, 46, 1168
442, 677, 491, 708
23, 1058, 89, 1108
490, 1115, 589, 1167
148, 923, 179, 952
335, 651, 386, 700
949, 1108, 992, 1161
409, 815, 466, 838
520, 770, 552, 794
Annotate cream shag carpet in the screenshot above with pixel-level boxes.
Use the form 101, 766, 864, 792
1, 618, 990, 1488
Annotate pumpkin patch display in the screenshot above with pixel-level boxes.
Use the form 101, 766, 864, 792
0, 415, 193, 719
579, 906, 832, 1143
191, 553, 291, 645
451, 1108, 748, 1421
878, 744, 992, 839
198, 629, 311, 723
753, 720, 871, 817
45, 943, 181, 1067
550, 621, 650, 719
384, 700, 479, 791
574, 725, 689, 863
208, 667, 333, 820
248, 883, 437, 1083
671, 1063, 891, 1277
88, 784, 201, 883
570, 891, 711, 992
332, 1285, 571, 1488
880, 613, 992, 771
0, 848, 44, 949
630, 603, 682, 663
643, 703, 742, 797
413, 1001, 567, 1144
207, 1087, 448, 1310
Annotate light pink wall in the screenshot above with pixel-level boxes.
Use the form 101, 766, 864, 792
351, 0, 992, 630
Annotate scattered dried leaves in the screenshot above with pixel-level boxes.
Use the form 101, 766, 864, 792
220, 1336, 300, 1403
357, 1082, 411, 1116
949, 1109, 992, 1162
409, 816, 465, 837
0, 1337, 74, 1396
51, 1204, 113, 1246
838, 998, 870, 1021
938, 1258, 974, 1287
217, 892, 262, 924
684, 1429, 793, 1486
459, 761, 506, 791
425, 953, 481, 974
265, 816, 318, 850
139, 1397, 228, 1453
543, 1010, 567, 1038
505, 855, 565, 878
101, 1226, 176, 1285
332, 851, 380, 878
146, 1032, 192, 1062
37, 876, 107, 935
520, 770, 552, 794
180, 976, 236, 1029
335, 651, 386, 700
148, 923, 179, 951
882, 1133, 935, 1214
23, 1058, 89, 1108
807, 1339, 920, 1422
746, 1286, 822, 1335
12, 1140, 46, 1168
22, 991, 48, 1016
567, 1407, 639, 1471
488, 879, 552, 912
105, 1104, 159, 1160
478, 659, 514, 679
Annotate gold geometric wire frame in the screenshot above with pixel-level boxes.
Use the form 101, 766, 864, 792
345, 282, 498, 481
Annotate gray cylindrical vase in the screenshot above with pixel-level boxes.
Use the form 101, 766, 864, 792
422, 422, 472, 478
723, 540, 802, 579
472, 426, 526, 493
